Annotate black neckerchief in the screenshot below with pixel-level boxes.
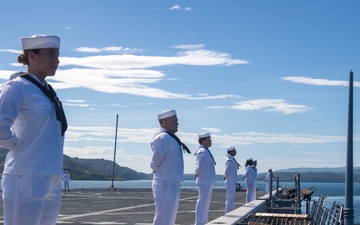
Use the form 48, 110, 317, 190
233, 157, 241, 170
21, 74, 68, 136
162, 131, 191, 154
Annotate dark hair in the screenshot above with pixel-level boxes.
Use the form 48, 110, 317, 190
245, 159, 253, 167
17, 49, 41, 65
198, 137, 208, 145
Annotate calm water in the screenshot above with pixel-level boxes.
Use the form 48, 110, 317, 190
1, 180, 359, 223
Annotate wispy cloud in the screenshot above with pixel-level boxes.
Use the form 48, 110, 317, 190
170, 4, 180, 10
65, 126, 348, 147
173, 44, 204, 50
0, 49, 22, 54
74, 46, 142, 54
0, 45, 248, 99
184, 7, 192, 12
64, 99, 90, 108
60, 47, 248, 69
229, 99, 310, 114
282, 76, 360, 87
201, 127, 221, 133
188, 93, 239, 100
0, 41, 245, 102
63, 126, 354, 172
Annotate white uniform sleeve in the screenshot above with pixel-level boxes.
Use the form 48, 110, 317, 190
150, 133, 167, 171
0, 81, 23, 149
195, 150, 208, 176
224, 159, 231, 177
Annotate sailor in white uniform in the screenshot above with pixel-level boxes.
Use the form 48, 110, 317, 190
244, 158, 257, 203
150, 109, 186, 225
63, 171, 71, 191
224, 146, 240, 214
265, 168, 272, 194
194, 133, 216, 225
0, 34, 67, 225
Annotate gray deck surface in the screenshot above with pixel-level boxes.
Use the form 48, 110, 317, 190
0, 188, 266, 225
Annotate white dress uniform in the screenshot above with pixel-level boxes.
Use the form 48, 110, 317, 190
265, 170, 272, 194
63, 172, 71, 191
194, 144, 216, 225
244, 165, 257, 203
224, 154, 238, 213
150, 127, 184, 225
0, 73, 65, 225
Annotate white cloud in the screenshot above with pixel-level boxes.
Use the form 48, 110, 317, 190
0, 49, 22, 54
67, 99, 85, 103
63, 126, 352, 173
282, 76, 360, 87
229, 99, 310, 114
74, 46, 142, 54
188, 93, 239, 100
63, 102, 90, 107
170, 5, 180, 10
184, 7, 192, 11
59, 48, 247, 70
173, 44, 205, 50
65, 126, 348, 147
0, 45, 248, 99
201, 127, 222, 133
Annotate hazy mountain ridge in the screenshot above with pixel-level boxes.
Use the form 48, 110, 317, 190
276, 167, 360, 173
0, 148, 359, 182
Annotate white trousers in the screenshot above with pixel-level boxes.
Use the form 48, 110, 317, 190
266, 181, 271, 194
152, 179, 180, 225
245, 178, 256, 203
224, 181, 236, 213
2, 174, 63, 225
64, 180, 70, 191
195, 183, 214, 225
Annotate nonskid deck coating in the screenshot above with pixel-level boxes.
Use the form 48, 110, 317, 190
0, 188, 266, 225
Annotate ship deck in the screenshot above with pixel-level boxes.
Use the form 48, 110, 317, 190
0, 188, 266, 225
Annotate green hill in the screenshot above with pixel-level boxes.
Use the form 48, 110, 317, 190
0, 148, 152, 180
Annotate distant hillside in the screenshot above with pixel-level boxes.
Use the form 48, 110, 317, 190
0, 148, 152, 180
277, 167, 360, 173
1, 148, 359, 182
256, 169, 360, 183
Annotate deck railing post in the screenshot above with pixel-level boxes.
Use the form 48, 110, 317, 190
344, 70, 354, 225
269, 171, 273, 212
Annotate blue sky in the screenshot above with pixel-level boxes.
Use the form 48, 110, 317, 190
0, 1, 359, 175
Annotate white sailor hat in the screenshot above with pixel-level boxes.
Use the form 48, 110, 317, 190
158, 109, 177, 120
227, 146, 236, 151
21, 34, 60, 50
198, 133, 211, 139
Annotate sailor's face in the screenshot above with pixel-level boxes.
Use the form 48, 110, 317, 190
203, 137, 212, 148
28, 48, 59, 80
165, 116, 178, 133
